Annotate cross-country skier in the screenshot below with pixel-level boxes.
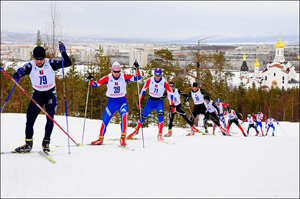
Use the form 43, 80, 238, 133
12, 43, 72, 153
203, 95, 229, 135
224, 107, 247, 137
253, 112, 266, 136
212, 98, 229, 135
265, 116, 279, 136
162, 82, 199, 137
185, 82, 210, 136
127, 68, 175, 141
88, 61, 141, 146
243, 114, 260, 136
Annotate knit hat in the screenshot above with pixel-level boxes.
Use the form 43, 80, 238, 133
33, 46, 46, 60
169, 82, 175, 87
111, 62, 121, 71
204, 95, 210, 101
192, 82, 198, 87
216, 98, 221, 103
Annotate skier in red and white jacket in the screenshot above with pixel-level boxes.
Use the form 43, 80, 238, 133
224, 107, 247, 137
88, 61, 141, 146
243, 114, 260, 136
252, 112, 266, 136
127, 68, 175, 141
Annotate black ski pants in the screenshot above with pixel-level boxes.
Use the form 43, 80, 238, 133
168, 104, 193, 130
25, 89, 57, 139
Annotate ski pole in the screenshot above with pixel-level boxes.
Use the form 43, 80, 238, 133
82, 75, 90, 144
187, 105, 197, 125
0, 75, 20, 113
277, 123, 287, 135
135, 60, 145, 148
0, 66, 79, 146
59, 41, 71, 154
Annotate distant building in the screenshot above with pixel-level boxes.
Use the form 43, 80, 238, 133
239, 35, 299, 89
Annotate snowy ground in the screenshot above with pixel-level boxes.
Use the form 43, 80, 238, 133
1, 113, 299, 198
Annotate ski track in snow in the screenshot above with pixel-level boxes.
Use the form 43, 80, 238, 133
1, 113, 299, 198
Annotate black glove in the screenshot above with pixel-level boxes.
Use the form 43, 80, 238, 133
87, 73, 94, 80
133, 60, 139, 68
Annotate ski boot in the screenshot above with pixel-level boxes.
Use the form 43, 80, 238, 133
243, 133, 247, 137
42, 137, 51, 152
157, 133, 164, 141
164, 129, 172, 137
186, 131, 195, 136
191, 125, 199, 133
120, 133, 126, 146
13, 139, 33, 153
272, 133, 275, 136
127, 127, 139, 139
91, 136, 104, 145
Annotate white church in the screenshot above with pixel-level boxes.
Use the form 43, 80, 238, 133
239, 35, 299, 90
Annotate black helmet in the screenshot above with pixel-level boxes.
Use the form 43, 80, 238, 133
169, 82, 175, 87
192, 82, 198, 87
33, 46, 46, 60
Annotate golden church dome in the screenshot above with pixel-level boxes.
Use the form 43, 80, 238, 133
243, 54, 247, 59
275, 35, 285, 48
254, 60, 260, 67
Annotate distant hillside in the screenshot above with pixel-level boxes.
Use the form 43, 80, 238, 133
1, 30, 299, 44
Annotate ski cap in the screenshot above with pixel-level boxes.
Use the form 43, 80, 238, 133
216, 98, 221, 103
258, 112, 261, 115
248, 114, 251, 117
169, 82, 175, 87
269, 116, 272, 118
154, 68, 162, 76
192, 82, 198, 87
112, 62, 121, 71
33, 46, 46, 60
204, 95, 210, 101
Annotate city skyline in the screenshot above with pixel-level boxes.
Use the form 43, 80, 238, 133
1, 1, 299, 43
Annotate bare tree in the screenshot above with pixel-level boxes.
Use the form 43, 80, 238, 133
43, 1, 68, 58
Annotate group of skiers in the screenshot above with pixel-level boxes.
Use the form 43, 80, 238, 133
9, 44, 280, 153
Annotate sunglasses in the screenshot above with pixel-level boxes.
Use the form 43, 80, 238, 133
170, 85, 174, 87
35, 57, 45, 60
113, 70, 121, 73
154, 73, 162, 77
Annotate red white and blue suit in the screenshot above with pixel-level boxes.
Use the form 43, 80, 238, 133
90, 71, 141, 137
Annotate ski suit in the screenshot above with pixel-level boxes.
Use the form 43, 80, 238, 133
136, 76, 174, 133
203, 99, 223, 128
185, 88, 210, 126
244, 116, 259, 135
224, 109, 246, 136
90, 71, 141, 137
213, 101, 230, 132
253, 113, 266, 134
12, 52, 72, 139
163, 88, 193, 130
266, 118, 278, 135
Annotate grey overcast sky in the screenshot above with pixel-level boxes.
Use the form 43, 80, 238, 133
1, 1, 299, 41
